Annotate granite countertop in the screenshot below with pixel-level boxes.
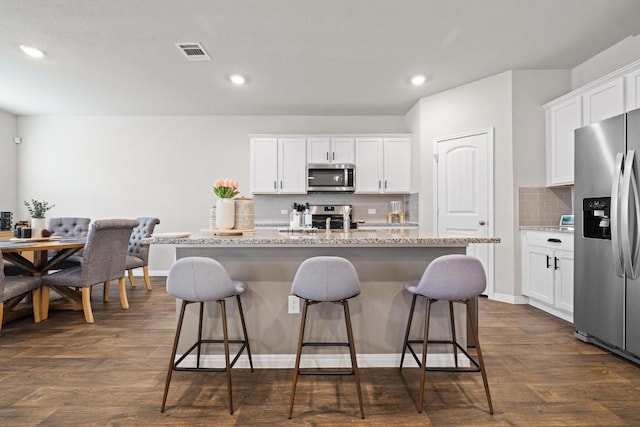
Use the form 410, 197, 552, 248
520, 226, 574, 234
145, 228, 500, 247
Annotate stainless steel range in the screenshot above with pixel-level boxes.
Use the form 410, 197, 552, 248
310, 204, 357, 230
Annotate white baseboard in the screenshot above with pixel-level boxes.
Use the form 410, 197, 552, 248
175, 353, 471, 369
490, 292, 527, 304
131, 269, 168, 277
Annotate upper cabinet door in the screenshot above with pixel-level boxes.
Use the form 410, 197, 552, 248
626, 68, 640, 112
582, 77, 625, 125
383, 137, 411, 193
307, 137, 354, 164
250, 138, 279, 193
331, 138, 355, 164
546, 97, 581, 186
355, 137, 384, 193
307, 137, 331, 163
278, 138, 307, 193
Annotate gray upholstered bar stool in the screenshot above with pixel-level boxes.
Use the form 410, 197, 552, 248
161, 257, 253, 415
399, 254, 493, 414
288, 256, 365, 419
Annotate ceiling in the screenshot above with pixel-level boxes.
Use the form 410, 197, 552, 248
2, 0, 640, 116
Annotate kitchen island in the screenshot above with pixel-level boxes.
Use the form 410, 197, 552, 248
146, 229, 499, 368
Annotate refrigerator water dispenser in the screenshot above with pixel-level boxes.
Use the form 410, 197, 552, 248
583, 197, 611, 239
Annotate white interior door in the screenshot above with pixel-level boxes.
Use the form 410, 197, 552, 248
434, 129, 494, 296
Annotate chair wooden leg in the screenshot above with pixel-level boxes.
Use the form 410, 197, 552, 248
103, 281, 110, 302
142, 266, 153, 290
0, 301, 4, 331
127, 269, 136, 288
466, 300, 493, 414
236, 294, 254, 371
400, 294, 417, 370
288, 298, 309, 419
119, 277, 129, 309
418, 298, 433, 413
449, 301, 458, 368
161, 300, 188, 412
343, 300, 365, 419
32, 288, 42, 323
220, 299, 234, 415
41, 285, 50, 320
81, 287, 94, 323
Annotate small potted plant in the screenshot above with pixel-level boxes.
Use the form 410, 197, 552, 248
24, 199, 55, 238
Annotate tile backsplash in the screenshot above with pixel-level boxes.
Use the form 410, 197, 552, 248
253, 193, 419, 224
519, 187, 573, 226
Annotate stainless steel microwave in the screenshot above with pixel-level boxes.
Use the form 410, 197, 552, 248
307, 163, 355, 192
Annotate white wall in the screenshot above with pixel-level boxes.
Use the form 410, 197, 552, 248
416, 71, 514, 297
572, 35, 640, 89
0, 109, 18, 215
16, 115, 406, 271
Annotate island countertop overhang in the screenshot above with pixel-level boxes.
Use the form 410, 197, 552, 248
144, 229, 500, 248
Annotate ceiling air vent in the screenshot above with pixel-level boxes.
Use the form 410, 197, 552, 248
175, 42, 211, 61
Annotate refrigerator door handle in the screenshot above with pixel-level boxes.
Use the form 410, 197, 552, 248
611, 152, 625, 277
622, 150, 640, 279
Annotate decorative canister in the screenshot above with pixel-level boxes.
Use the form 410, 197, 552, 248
215, 198, 235, 230
234, 197, 255, 230
209, 205, 217, 229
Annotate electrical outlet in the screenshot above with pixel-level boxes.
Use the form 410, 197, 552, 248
281, 209, 288, 215
288, 295, 300, 314
368, 208, 377, 214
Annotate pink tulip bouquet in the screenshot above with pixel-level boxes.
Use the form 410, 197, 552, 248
213, 178, 240, 199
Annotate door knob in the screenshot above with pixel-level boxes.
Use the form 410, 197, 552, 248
479, 220, 486, 225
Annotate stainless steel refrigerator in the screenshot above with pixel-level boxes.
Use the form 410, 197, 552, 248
574, 108, 640, 363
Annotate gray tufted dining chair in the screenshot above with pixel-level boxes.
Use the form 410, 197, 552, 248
41, 219, 137, 323
399, 254, 493, 415
1, 262, 42, 331
47, 217, 91, 268
125, 217, 160, 290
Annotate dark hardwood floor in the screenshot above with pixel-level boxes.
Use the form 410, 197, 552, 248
1, 277, 639, 426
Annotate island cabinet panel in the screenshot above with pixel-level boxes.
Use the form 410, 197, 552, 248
250, 137, 306, 194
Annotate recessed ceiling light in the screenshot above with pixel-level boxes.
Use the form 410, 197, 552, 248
410, 75, 427, 86
229, 74, 247, 85
20, 45, 46, 58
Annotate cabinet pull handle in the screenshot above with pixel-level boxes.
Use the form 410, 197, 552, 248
280, 181, 283, 189
326, 152, 329, 161
547, 238, 562, 243
273, 180, 277, 190
384, 180, 388, 189
554, 257, 559, 270
332, 152, 335, 161
378, 180, 381, 189
546, 255, 551, 269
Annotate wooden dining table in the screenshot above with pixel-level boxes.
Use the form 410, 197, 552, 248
0, 237, 86, 277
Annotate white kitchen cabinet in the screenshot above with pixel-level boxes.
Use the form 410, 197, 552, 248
521, 231, 574, 322
355, 136, 411, 194
545, 96, 581, 186
581, 77, 625, 125
626, 68, 640, 112
307, 137, 354, 164
250, 137, 306, 194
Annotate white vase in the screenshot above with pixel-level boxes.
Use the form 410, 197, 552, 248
31, 217, 46, 239
215, 199, 235, 230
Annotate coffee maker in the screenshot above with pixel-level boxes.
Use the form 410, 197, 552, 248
387, 201, 405, 224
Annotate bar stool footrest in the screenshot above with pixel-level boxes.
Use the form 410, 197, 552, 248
173, 339, 248, 372
407, 339, 481, 373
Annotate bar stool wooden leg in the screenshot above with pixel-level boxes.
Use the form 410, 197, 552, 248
288, 298, 309, 419
236, 294, 254, 371
219, 300, 233, 415
343, 300, 365, 419
196, 302, 204, 368
418, 298, 433, 413
161, 300, 188, 413
400, 294, 417, 370
466, 300, 493, 414
449, 301, 458, 368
